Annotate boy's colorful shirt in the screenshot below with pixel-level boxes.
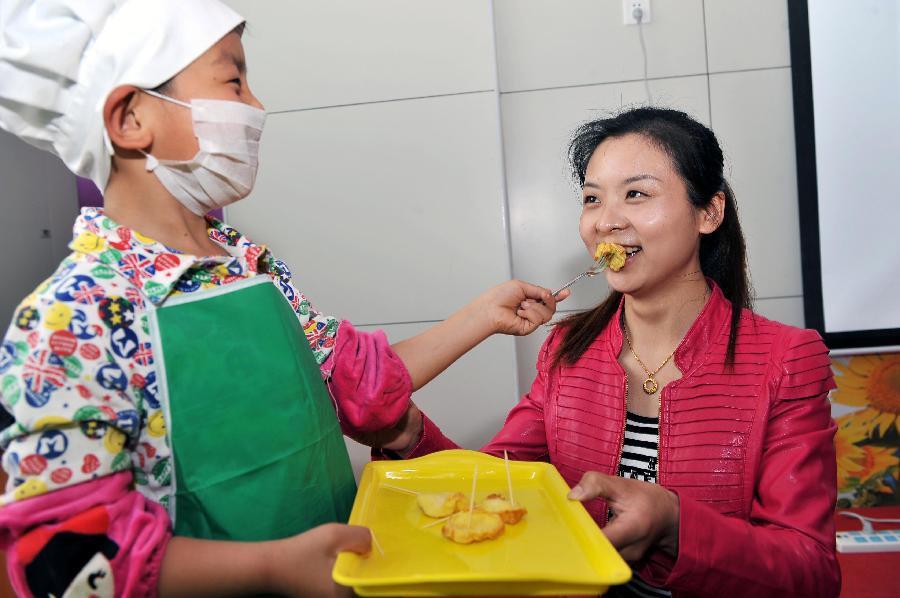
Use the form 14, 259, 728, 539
0, 208, 340, 507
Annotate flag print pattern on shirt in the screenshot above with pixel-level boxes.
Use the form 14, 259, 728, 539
0, 208, 339, 507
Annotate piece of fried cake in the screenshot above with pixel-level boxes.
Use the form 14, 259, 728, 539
479, 493, 527, 524
441, 510, 505, 544
417, 492, 468, 518
594, 242, 627, 272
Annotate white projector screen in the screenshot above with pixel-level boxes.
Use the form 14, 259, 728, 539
789, 0, 900, 353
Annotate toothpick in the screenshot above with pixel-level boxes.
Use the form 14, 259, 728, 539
422, 516, 450, 529
380, 483, 418, 496
466, 464, 478, 529
369, 529, 385, 556
504, 450, 515, 506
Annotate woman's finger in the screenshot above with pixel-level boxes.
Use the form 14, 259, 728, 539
568, 470, 625, 502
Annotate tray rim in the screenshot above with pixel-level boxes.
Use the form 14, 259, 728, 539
332, 449, 631, 591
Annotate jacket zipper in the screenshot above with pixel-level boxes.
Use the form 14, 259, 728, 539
651, 387, 663, 481
605, 374, 629, 527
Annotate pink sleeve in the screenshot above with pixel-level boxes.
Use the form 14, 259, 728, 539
322, 321, 413, 434
379, 329, 557, 462
0, 472, 171, 598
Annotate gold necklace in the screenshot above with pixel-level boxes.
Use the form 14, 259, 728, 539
621, 287, 710, 395
622, 321, 678, 395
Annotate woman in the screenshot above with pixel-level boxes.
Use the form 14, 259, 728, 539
378, 107, 840, 597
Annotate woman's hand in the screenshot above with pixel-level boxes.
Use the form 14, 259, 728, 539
474, 280, 569, 336
568, 471, 680, 563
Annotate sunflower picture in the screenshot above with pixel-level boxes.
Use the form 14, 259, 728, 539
831, 353, 900, 507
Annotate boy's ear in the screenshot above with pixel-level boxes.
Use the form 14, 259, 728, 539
699, 191, 726, 235
103, 85, 152, 152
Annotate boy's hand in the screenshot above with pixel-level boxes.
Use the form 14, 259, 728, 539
159, 525, 369, 597
389, 280, 569, 392
476, 280, 569, 336
348, 402, 424, 455
271, 523, 371, 597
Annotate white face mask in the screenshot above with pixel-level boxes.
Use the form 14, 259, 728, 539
141, 89, 266, 216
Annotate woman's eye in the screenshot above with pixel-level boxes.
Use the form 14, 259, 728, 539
626, 190, 645, 199
583, 195, 598, 205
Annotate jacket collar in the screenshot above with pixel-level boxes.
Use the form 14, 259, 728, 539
69, 208, 271, 305
606, 280, 732, 374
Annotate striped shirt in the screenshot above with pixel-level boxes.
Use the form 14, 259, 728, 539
606, 412, 672, 598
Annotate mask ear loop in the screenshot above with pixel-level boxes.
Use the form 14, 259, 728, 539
138, 89, 194, 170
142, 88, 193, 109
140, 149, 160, 171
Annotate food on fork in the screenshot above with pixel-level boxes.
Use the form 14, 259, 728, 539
479, 493, 527, 524
594, 242, 627, 272
442, 510, 506, 544
417, 492, 468, 518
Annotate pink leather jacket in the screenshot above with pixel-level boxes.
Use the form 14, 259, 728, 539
406, 283, 840, 597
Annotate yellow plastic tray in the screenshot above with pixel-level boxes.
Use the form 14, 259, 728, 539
332, 450, 631, 596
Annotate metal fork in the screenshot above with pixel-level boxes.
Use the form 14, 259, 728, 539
552, 257, 609, 297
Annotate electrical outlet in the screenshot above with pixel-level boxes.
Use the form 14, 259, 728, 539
623, 0, 652, 25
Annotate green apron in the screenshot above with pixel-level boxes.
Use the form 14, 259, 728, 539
148, 276, 356, 542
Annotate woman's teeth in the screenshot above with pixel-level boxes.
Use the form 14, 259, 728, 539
625, 247, 642, 256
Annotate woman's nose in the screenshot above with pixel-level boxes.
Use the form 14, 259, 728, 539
595, 213, 627, 233
597, 222, 625, 233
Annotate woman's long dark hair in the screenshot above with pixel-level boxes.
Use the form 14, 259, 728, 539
555, 107, 751, 366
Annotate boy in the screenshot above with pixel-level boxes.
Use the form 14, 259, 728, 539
0, 1, 563, 596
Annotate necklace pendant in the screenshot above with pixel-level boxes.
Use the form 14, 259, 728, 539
642, 377, 658, 395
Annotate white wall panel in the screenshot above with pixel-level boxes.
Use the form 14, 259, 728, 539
754, 295, 805, 329
709, 68, 802, 300
502, 75, 711, 313
227, 92, 510, 325
493, 0, 706, 92
705, 0, 791, 73
225, 0, 496, 112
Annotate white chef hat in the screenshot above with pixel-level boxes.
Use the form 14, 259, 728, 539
0, 0, 244, 192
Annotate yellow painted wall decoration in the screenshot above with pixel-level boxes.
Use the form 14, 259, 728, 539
831, 353, 900, 507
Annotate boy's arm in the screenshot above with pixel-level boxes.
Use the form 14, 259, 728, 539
391, 281, 561, 390
0, 458, 369, 598
0, 472, 171, 597
0, 272, 179, 596
323, 281, 563, 436
159, 524, 370, 598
